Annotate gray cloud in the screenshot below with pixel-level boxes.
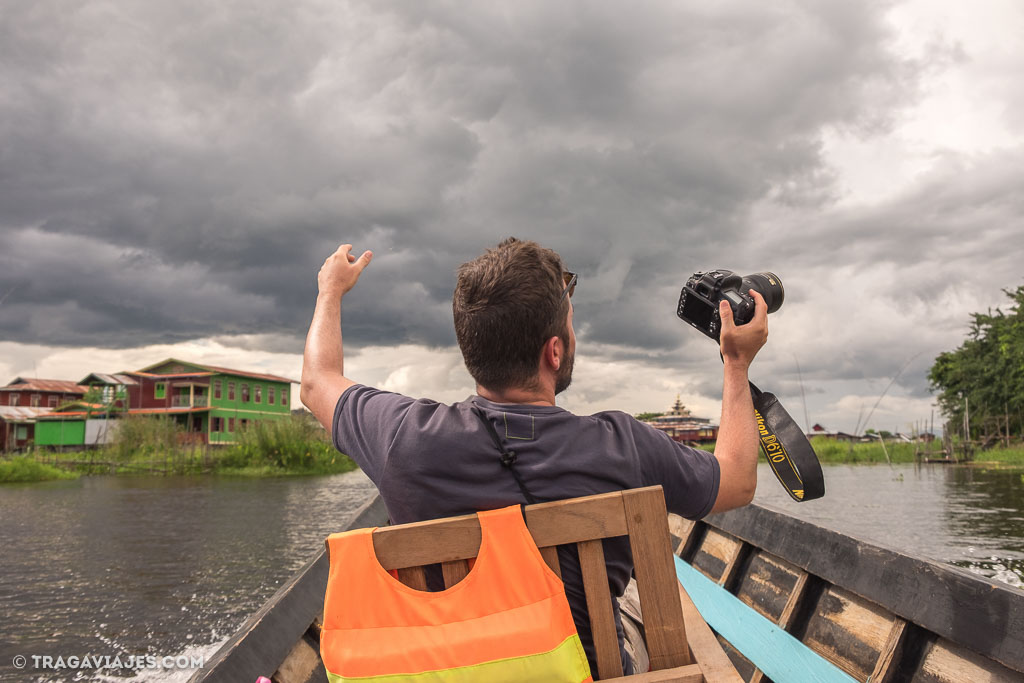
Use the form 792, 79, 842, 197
2, 0, 1020, 428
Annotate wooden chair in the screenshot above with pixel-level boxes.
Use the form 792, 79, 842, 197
360, 485, 741, 682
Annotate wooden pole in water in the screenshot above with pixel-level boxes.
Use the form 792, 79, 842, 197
1005, 402, 1011, 448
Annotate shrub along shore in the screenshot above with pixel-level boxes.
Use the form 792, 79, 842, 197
0, 413, 357, 483
696, 437, 1024, 466
5, 427, 1023, 484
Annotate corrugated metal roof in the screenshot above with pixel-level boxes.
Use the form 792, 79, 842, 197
0, 406, 55, 422
132, 358, 296, 384
130, 371, 215, 378
198, 363, 297, 384
39, 407, 210, 419
79, 373, 139, 386
1, 378, 88, 394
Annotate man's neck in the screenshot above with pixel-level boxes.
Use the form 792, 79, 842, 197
476, 384, 555, 406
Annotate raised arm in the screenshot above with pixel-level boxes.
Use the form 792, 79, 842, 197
300, 244, 373, 431
710, 290, 768, 513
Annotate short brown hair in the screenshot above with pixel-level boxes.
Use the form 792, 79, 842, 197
453, 238, 569, 391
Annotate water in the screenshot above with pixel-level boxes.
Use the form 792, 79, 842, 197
752, 463, 1024, 588
0, 471, 376, 682
0, 463, 1022, 682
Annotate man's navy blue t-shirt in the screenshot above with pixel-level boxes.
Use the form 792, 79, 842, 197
332, 384, 720, 676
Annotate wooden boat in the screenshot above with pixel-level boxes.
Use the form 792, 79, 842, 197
190, 488, 1024, 682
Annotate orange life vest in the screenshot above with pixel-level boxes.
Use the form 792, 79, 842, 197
321, 505, 593, 682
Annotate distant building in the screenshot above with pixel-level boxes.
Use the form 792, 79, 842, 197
644, 396, 719, 444
0, 378, 87, 450
805, 423, 858, 442
34, 359, 296, 448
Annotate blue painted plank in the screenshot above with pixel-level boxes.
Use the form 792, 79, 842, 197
674, 555, 859, 683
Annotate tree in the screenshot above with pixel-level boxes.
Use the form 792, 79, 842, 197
929, 286, 1024, 441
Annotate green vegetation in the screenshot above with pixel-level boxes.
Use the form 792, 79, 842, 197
18, 413, 358, 479
0, 456, 79, 483
692, 437, 1024, 465
634, 412, 665, 422
929, 285, 1024, 444
216, 413, 357, 476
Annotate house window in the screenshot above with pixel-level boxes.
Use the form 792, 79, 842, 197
268, 387, 275, 405
8, 393, 18, 406
228, 382, 235, 401
281, 388, 288, 406
48, 396, 58, 408
31, 394, 41, 407
214, 381, 222, 400
228, 418, 235, 432
16, 426, 27, 440
254, 386, 262, 404
103, 386, 114, 403
155, 383, 166, 399
212, 417, 223, 432
241, 384, 249, 403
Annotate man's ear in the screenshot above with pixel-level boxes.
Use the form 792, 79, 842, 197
541, 335, 561, 371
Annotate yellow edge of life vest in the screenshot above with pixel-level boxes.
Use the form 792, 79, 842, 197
325, 632, 592, 683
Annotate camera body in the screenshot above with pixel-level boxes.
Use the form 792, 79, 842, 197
677, 269, 784, 341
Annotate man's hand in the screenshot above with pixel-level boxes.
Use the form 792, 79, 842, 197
302, 244, 372, 432
318, 244, 373, 299
719, 290, 768, 368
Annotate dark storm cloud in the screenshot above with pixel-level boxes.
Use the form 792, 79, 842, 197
1, 0, 936, 357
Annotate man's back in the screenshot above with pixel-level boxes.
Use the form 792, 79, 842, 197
332, 384, 720, 673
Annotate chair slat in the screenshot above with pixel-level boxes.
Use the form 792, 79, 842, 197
623, 488, 692, 668
396, 566, 427, 591
578, 538, 624, 680
441, 559, 470, 588
370, 491, 628, 570
539, 545, 562, 580
602, 663, 705, 682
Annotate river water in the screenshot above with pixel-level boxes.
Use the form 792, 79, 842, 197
0, 463, 1022, 682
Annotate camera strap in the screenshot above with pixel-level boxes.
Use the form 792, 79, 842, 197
749, 381, 824, 502
472, 405, 539, 505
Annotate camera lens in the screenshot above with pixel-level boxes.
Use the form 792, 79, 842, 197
744, 272, 784, 314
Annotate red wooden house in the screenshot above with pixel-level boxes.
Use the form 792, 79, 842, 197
0, 378, 86, 450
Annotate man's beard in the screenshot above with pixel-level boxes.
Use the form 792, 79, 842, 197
554, 347, 575, 394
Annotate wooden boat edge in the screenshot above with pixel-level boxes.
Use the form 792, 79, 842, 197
701, 503, 1024, 674
188, 494, 389, 683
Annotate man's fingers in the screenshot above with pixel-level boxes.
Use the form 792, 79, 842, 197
719, 300, 735, 331
353, 250, 373, 271
750, 290, 768, 323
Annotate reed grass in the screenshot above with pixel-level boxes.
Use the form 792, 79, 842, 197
691, 437, 1024, 465
0, 456, 79, 483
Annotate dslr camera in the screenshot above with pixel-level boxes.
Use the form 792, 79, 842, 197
677, 270, 784, 341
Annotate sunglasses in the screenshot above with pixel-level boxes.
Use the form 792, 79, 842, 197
559, 271, 578, 302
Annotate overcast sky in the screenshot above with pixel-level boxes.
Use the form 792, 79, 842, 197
2, 0, 1022, 434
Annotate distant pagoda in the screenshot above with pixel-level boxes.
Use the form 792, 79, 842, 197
644, 395, 718, 444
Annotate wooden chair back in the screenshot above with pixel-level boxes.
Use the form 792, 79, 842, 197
361, 485, 694, 681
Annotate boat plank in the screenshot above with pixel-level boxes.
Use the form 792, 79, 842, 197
913, 638, 1022, 682
674, 555, 857, 683
750, 568, 809, 683
676, 580, 743, 682
272, 637, 323, 683
869, 618, 907, 683
707, 504, 1024, 673
802, 585, 897, 681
